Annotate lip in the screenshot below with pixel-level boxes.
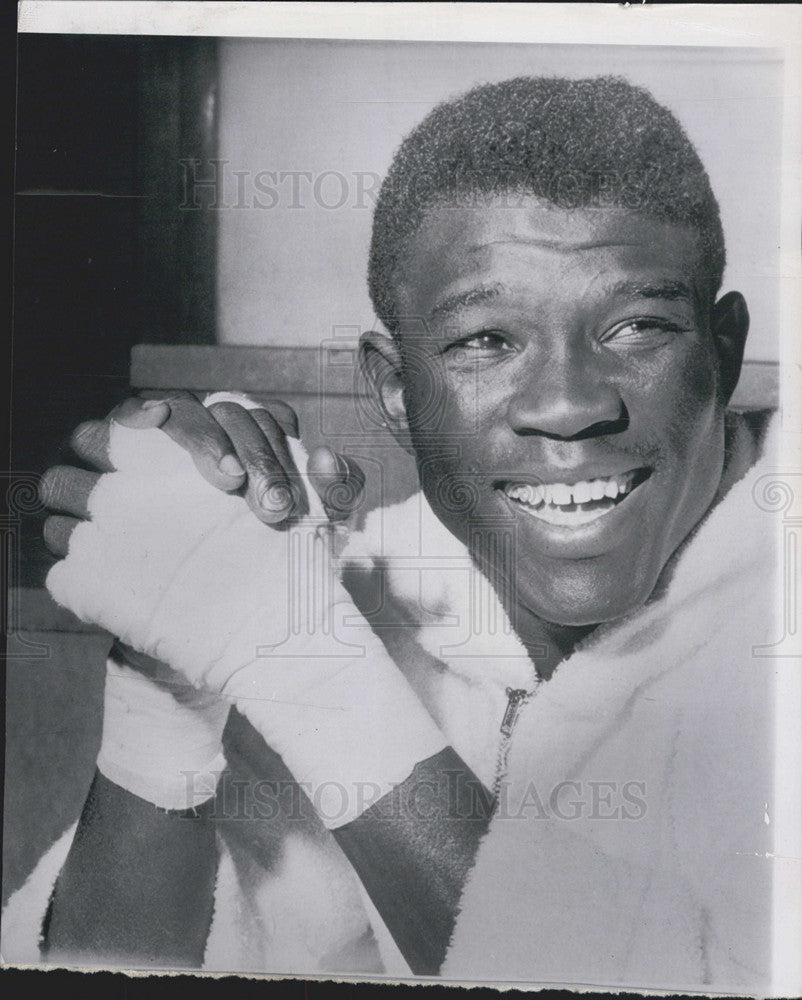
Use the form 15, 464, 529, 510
497, 468, 654, 559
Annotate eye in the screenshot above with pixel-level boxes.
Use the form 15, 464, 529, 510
600, 317, 688, 347
445, 331, 513, 356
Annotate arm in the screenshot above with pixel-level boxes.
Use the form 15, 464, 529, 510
43, 772, 217, 968
41, 643, 230, 967
37, 393, 365, 967
42, 394, 482, 974
333, 748, 494, 975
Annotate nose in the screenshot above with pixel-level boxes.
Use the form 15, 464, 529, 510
506, 351, 628, 441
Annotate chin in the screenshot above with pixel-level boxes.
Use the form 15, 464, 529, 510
523, 572, 657, 629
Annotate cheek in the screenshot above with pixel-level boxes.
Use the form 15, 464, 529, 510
676, 339, 721, 415
404, 364, 488, 441
407, 391, 499, 544
412, 438, 487, 535
626, 338, 720, 444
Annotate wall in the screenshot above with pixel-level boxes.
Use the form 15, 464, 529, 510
216, 39, 783, 360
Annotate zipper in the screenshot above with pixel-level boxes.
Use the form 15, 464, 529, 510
493, 684, 537, 796
500, 687, 530, 738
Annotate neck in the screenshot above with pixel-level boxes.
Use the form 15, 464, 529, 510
503, 597, 596, 680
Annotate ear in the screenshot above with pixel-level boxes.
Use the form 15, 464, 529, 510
711, 291, 749, 406
358, 330, 415, 455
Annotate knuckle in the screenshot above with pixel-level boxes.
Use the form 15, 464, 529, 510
249, 462, 282, 489
263, 400, 294, 421
39, 466, 64, 507
251, 410, 289, 448
263, 401, 299, 436
177, 424, 228, 461
234, 434, 282, 475
113, 396, 144, 417
69, 420, 101, 451
195, 428, 227, 456
207, 400, 247, 420
38, 471, 54, 507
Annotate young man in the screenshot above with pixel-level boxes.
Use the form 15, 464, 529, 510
3, 76, 777, 990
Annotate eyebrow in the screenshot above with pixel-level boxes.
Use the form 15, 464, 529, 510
606, 279, 695, 302
429, 282, 507, 323
428, 277, 696, 326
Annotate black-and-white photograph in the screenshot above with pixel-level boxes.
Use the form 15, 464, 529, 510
4, 3, 801, 996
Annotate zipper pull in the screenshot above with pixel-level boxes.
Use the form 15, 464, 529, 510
500, 687, 530, 738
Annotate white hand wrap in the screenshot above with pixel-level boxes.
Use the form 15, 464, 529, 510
97, 651, 229, 811
47, 393, 446, 827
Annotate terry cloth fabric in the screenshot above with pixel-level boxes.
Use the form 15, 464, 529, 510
2, 410, 782, 993
443, 415, 781, 993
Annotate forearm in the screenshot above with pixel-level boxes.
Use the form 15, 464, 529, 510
43, 770, 217, 968
332, 747, 494, 975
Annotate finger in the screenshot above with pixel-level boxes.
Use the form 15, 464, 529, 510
307, 446, 366, 521
69, 398, 170, 471
250, 408, 309, 518
207, 402, 301, 523
259, 400, 299, 440
39, 465, 100, 518
69, 419, 115, 471
43, 515, 80, 557
149, 391, 248, 490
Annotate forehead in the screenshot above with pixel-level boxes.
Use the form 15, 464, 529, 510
394, 196, 704, 322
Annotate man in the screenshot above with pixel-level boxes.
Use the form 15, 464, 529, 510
2, 76, 777, 989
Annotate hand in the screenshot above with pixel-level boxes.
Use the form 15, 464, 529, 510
40, 391, 365, 557
46, 421, 446, 829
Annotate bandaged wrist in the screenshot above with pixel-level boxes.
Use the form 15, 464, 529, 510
228, 602, 448, 829
96, 654, 230, 811
47, 408, 447, 828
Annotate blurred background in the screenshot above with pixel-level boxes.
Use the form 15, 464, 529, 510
5, 35, 783, 906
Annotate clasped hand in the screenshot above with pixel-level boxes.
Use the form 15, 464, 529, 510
40, 391, 365, 558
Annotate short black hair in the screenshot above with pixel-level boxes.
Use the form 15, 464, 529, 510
368, 75, 725, 334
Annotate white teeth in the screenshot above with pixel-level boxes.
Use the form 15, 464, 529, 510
572, 480, 592, 504
503, 470, 644, 523
550, 483, 572, 505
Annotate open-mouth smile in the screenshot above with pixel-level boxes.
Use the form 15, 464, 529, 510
499, 468, 653, 527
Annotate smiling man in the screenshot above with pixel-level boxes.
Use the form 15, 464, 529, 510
4, 76, 777, 991
364, 77, 751, 647
368, 198, 746, 644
